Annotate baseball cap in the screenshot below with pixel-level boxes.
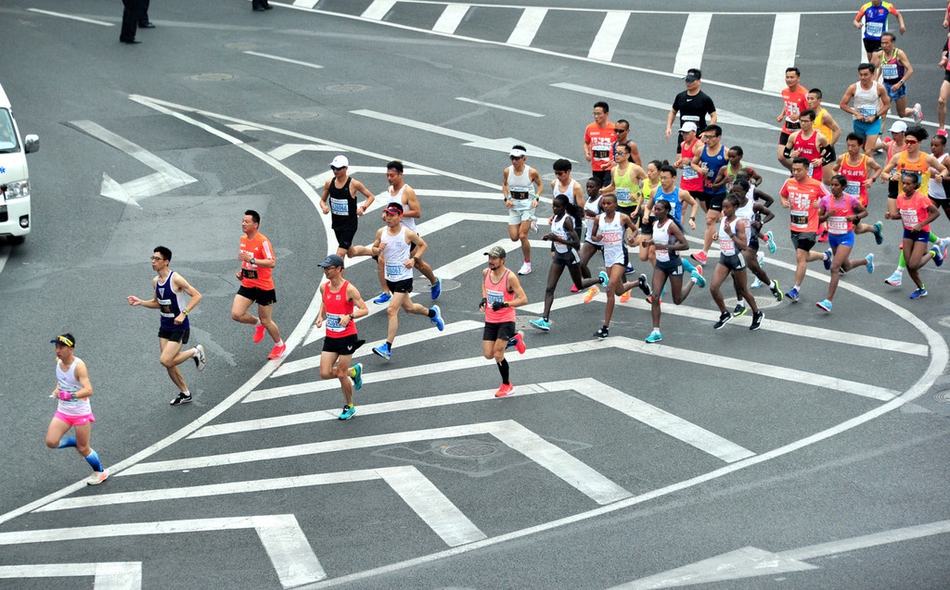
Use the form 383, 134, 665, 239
889, 121, 907, 133
384, 202, 404, 216
51, 334, 75, 347
680, 122, 698, 133
319, 254, 345, 268
330, 155, 349, 169
484, 246, 507, 259
684, 68, 701, 83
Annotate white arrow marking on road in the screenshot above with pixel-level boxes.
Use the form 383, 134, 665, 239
612, 519, 950, 589
70, 120, 197, 208
0, 562, 141, 589
350, 109, 567, 160
0, 515, 323, 588
119, 420, 633, 505
194, 378, 752, 463
550, 82, 781, 132
38, 466, 485, 547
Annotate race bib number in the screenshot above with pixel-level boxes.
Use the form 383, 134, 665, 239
655, 248, 670, 263
858, 105, 876, 118
242, 269, 258, 279
790, 210, 809, 229
682, 166, 698, 180
385, 262, 404, 280
601, 230, 622, 245
158, 299, 174, 317
325, 314, 345, 333
330, 197, 349, 215
486, 289, 504, 307
510, 186, 530, 200
828, 216, 849, 234
865, 22, 883, 37
719, 236, 736, 256
616, 187, 631, 206
845, 181, 861, 196
882, 63, 898, 79
900, 208, 920, 227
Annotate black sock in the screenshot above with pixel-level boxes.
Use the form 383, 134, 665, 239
427, 309, 436, 318
497, 359, 510, 384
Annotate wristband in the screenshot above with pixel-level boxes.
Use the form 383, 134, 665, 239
250, 256, 255, 265
183, 309, 189, 316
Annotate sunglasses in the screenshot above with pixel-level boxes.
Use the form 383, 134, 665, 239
330, 166, 345, 171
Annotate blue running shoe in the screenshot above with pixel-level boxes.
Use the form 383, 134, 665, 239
373, 292, 392, 304
873, 221, 884, 245
431, 305, 445, 330
823, 248, 833, 270
430, 277, 442, 300
351, 363, 363, 390
931, 245, 945, 267
690, 270, 707, 288
372, 343, 391, 360
866, 253, 874, 274
910, 287, 928, 300
816, 299, 832, 312
766, 230, 777, 254
338, 405, 356, 420
645, 330, 662, 343
530, 317, 550, 331
786, 287, 800, 302
598, 271, 609, 286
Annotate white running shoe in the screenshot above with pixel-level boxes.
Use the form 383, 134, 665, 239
518, 262, 532, 275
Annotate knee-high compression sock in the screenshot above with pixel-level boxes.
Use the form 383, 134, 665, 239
57, 437, 76, 449
497, 359, 510, 385
898, 249, 906, 270
83, 449, 104, 472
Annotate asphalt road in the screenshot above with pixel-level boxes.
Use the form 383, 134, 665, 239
0, 1, 949, 588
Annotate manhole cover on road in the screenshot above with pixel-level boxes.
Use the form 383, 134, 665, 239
273, 112, 319, 120
190, 73, 234, 81
325, 84, 369, 93
440, 441, 500, 458
413, 278, 461, 293
932, 390, 950, 404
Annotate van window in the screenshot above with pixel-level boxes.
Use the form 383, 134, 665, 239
0, 110, 19, 153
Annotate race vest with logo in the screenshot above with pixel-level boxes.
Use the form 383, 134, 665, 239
380, 225, 414, 282
839, 154, 869, 204
654, 185, 684, 225
653, 218, 679, 263
718, 217, 740, 257
484, 269, 516, 323
56, 358, 92, 416
781, 178, 825, 233
880, 49, 904, 84
611, 165, 640, 208
820, 194, 861, 235
793, 131, 823, 181
240, 233, 275, 290
388, 184, 415, 231
680, 139, 703, 192
156, 271, 189, 332
597, 212, 624, 260
328, 177, 358, 230
898, 151, 932, 197
323, 280, 357, 337
898, 191, 932, 232
551, 214, 575, 255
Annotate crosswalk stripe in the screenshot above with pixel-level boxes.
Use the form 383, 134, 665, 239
121, 420, 633, 505
507, 7, 547, 47
764, 13, 801, 93
362, 0, 395, 20
433, 3, 469, 35
673, 13, 712, 75
588, 11, 630, 62
198, 378, 753, 463
292, 0, 319, 8
37, 466, 487, 547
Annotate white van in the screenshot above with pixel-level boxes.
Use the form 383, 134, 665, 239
0, 83, 39, 244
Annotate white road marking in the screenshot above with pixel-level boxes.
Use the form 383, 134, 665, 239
456, 97, 544, 118
763, 13, 801, 93
361, 0, 396, 20
70, 120, 198, 207
588, 11, 631, 62
507, 7, 547, 46
26, 8, 113, 26
0, 515, 323, 588
613, 519, 950, 589
550, 82, 781, 132
38, 466, 485, 547
121, 420, 632, 505
292, 0, 319, 8
243, 51, 323, 69
195, 378, 751, 462
433, 3, 469, 34
0, 562, 141, 589
268, 144, 339, 160
244, 337, 899, 404
350, 109, 566, 160
673, 13, 712, 75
